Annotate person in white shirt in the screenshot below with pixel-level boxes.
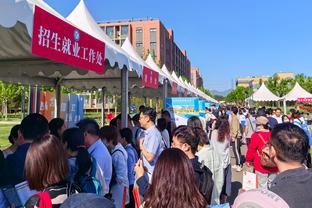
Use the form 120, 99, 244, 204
272, 108, 283, 124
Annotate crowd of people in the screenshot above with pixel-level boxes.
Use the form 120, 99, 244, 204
0, 104, 311, 208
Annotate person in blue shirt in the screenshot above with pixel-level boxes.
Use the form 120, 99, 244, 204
77, 118, 112, 195
139, 107, 165, 182
101, 125, 129, 208
120, 128, 138, 208
5, 113, 49, 186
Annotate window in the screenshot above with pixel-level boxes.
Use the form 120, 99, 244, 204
121, 25, 129, 39
150, 42, 157, 57
136, 28, 143, 57
106, 26, 114, 39
150, 28, 157, 57
136, 43, 143, 57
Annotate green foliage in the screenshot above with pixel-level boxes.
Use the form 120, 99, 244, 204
265, 73, 312, 97
0, 82, 23, 119
214, 95, 224, 101
225, 86, 253, 105
265, 75, 292, 97
198, 86, 213, 97
181, 75, 190, 83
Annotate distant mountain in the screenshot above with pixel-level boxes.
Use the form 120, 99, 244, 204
210, 89, 232, 97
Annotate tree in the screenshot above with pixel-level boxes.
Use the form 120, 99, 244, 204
225, 86, 253, 105
198, 86, 213, 97
0, 82, 22, 120
265, 75, 292, 97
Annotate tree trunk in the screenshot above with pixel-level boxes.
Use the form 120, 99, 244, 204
3, 99, 8, 121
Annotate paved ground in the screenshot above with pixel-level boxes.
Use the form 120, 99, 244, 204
228, 144, 247, 205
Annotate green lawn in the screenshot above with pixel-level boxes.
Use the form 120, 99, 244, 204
0, 124, 14, 150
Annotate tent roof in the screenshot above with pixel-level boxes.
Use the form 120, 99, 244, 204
283, 82, 312, 101
66, 0, 138, 71
121, 38, 147, 77
250, 83, 281, 101
0, 0, 143, 90
145, 54, 166, 84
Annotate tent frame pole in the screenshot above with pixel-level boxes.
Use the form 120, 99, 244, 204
55, 79, 62, 118
163, 79, 168, 109
101, 87, 106, 126
121, 68, 129, 128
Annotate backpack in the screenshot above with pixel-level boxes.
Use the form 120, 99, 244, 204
78, 159, 102, 195
198, 161, 214, 204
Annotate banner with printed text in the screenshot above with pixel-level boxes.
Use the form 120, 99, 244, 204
32, 6, 105, 74
142, 66, 159, 89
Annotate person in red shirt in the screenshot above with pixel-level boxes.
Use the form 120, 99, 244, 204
246, 116, 278, 189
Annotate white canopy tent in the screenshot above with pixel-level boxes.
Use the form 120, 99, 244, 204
282, 82, 312, 114
121, 38, 164, 101
64, 0, 163, 97
0, 0, 146, 127
283, 82, 312, 101
249, 83, 281, 102
145, 54, 166, 84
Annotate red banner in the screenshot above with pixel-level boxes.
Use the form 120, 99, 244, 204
142, 66, 159, 89
32, 6, 105, 74
297, 98, 312, 103
171, 82, 178, 95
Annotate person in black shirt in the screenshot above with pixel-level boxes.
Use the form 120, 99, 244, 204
269, 123, 312, 208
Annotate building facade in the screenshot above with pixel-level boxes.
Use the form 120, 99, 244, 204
236, 72, 295, 89
236, 76, 270, 89
98, 19, 191, 80
191, 67, 203, 88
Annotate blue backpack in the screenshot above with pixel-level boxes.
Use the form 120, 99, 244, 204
301, 123, 312, 146
294, 120, 312, 145
78, 159, 102, 195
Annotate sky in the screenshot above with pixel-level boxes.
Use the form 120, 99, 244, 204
45, 0, 312, 91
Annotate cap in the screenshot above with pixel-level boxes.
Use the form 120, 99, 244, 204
233, 189, 289, 208
60, 193, 115, 208
255, 116, 269, 125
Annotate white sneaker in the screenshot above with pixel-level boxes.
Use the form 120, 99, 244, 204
236, 166, 242, 172
232, 165, 238, 169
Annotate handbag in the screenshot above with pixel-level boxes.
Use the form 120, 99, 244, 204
257, 133, 276, 168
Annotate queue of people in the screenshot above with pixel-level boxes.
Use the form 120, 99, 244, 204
0, 104, 311, 208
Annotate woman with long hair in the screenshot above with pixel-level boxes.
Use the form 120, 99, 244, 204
187, 116, 203, 129
210, 116, 232, 203
49, 118, 66, 140
25, 135, 80, 208
194, 127, 224, 205
142, 148, 207, 208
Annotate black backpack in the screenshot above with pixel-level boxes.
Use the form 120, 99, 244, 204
197, 161, 214, 204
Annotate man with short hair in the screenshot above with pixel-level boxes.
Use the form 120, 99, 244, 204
6, 113, 49, 185
266, 108, 278, 129
269, 123, 312, 208
76, 118, 112, 194
139, 107, 164, 181
272, 108, 283, 124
